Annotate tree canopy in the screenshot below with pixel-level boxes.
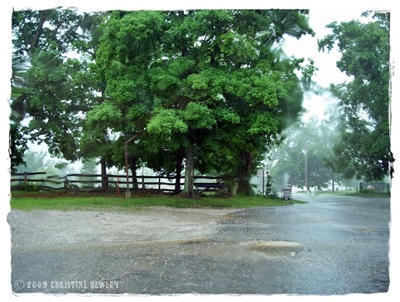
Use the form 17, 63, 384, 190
11, 8, 99, 168
11, 8, 317, 196
318, 12, 393, 181
90, 9, 314, 196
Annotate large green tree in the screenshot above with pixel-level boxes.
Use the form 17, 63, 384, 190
10, 8, 98, 171
85, 11, 166, 192
91, 9, 314, 197
12, 9, 314, 196
318, 12, 393, 181
147, 10, 314, 197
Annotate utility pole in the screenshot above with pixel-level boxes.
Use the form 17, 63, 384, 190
262, 169, 265, 195
304, 141, 309, 193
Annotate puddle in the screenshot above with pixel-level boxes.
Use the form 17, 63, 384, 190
246, 240, 304, 256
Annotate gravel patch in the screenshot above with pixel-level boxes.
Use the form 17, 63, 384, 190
8, 207, 237, 251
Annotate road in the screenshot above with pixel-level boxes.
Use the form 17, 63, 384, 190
8, 193, 391, 295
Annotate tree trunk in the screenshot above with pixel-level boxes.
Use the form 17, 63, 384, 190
29, 11, 46, 56
130, 156, 138, 190
124, 132, 141, 195
100, 158, 108, 192
174, 150, 184, 195
237, 150, 253, 196
183, 142, 195, 198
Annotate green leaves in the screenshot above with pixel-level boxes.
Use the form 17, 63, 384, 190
184, 102, 216, 130
318, 12, 392, 181
252, 75, 279, 107
87, 101, 122, 127
147, 109, 188, 136
147, 102, 217, 138
103, 11, 166, 64
248, 114, 279, 136
11, 8, 314, 190
10, 8, 101, 169
214, 108, 240, 124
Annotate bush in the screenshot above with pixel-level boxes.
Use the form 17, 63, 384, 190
20, 182, 42, 192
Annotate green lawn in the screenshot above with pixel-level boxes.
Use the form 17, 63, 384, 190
344, 191, 391, 198
295, 190, 390, 199
9, 191, 305, 211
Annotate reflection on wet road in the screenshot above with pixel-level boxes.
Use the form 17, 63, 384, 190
210, 193, 390, 294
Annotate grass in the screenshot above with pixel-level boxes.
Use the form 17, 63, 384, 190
296, 190, 390, 198
9, 190, 305, 211
295, 190, 343, 196
344, 191, 391, 198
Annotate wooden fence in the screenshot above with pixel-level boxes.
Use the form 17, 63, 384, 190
10, 172, 226, 194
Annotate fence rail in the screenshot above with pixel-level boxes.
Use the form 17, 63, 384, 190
10, 172, 226, 194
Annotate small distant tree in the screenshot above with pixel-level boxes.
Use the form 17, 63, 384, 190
269, 117, 340, 190
265, 172, 274, 197
15, 150, 48, 174
79, 158, 99, 188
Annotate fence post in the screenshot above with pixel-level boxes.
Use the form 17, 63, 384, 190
116, 174, 120, 196
24, 172, 27, 185
158, 176, 161, 191
64, 177, 69, 191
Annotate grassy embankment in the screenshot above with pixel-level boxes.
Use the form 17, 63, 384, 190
296, 190, 390, 198
9, 190, 305, 211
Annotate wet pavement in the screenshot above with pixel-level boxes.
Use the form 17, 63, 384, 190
9, 193, 391, 295
214, 193, 390, 295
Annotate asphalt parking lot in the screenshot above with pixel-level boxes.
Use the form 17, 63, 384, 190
8, 193, 391, 295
